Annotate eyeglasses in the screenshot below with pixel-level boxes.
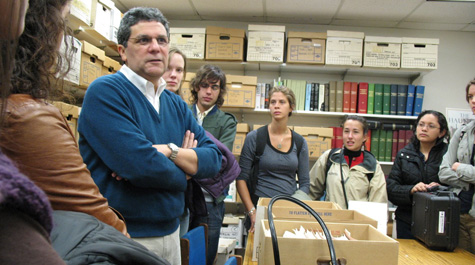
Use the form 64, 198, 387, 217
417, 122, 439, 130
199, 82, 220, 91
129, 35, 169, 47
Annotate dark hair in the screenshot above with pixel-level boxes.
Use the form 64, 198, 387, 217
465, 79, 475, 103
342, 115, 369, 135
168, 47, 187, 98
268, 86, 296, 117
411, 110, 450, 145
190, 64, 226, 107
11, 0, 72, 100
117, 7, 169, 48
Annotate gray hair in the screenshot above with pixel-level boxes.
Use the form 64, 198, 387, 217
117, 7, 170, 47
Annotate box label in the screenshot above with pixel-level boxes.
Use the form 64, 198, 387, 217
438, 211, 446, 234
326, 38, 363, 66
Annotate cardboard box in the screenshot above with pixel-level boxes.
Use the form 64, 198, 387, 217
286, 32, 326, 64
363, 36, 402, 68
252, 198, 343, 261
87, 0, 114, 41
247, 25, 286, 63
101, 56, 121, 76
232, 123, 250, 156
325, 30, 364, 66
401, 37, 439, 69
205, 26, 246, 61
59, 35, 82, 85
52, 101, 80, 141
216, 238, 236, 265
80, 40, 106, 88
293, 126, 333, 160
70, 0, 92, 26
170, 28, 206, 60
220, 216, 244, 248
258, 220, 399, 265
223, 75, 257, 108
180, 72, 195, 105
109, 5, 122, 43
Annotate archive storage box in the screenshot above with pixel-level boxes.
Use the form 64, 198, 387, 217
80, 40, 106, 88
257, 220, 399, 265
89, 0, 115, 41
220, 216, 244, 248
101, 56, 121, 76
51, 101, 80, 141
325, 30, 364, 66
247, 25, 286, 63
70, 0, 92, 26
401, 37, 439, 69
59, 35, 82, 86
170, 28, 206, 60
180, 72, 195, 105
205, 26, 246, 61
363, 36, 402, 68
232, 123, 250, 156
223, 75, 257, 108
293, 126, 333, 160
286, 32, 326, 64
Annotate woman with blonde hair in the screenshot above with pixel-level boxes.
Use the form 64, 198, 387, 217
163, 47, 187, 99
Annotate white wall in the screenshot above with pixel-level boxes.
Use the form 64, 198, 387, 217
169, 19, 475, 116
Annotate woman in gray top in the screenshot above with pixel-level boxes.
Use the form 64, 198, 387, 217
236, 86, 310, 232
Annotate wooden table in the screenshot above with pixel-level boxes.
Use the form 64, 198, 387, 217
243, 232, 475, 265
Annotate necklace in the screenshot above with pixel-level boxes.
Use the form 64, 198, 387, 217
276, 128, 288, 149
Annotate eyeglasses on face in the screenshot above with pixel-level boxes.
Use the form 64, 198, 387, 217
199, 82, 220, 91
129, 35, 169, 46
417, 122, 439, 130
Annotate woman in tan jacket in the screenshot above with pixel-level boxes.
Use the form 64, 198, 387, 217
0, 0, 127, 236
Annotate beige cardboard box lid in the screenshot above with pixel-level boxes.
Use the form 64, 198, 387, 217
226, 75, 258, 86
401, 37, 439, 45
257, 197, 341, 210
103, 56, 121, 71
52, 101, 80, 119
288, 31, 327, 39
327, 30, 364, 39
80, 40, 106, 61
248, 24, 285, 32
236, 123, 250, 133
365, 36, 402, 44
293, 126, 333, 138
206, 26, 246, 38
170, 27, 206, 34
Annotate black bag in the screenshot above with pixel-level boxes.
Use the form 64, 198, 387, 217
411, 188, 460, 251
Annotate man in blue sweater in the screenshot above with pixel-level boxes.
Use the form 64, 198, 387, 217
78, 7, 221, 265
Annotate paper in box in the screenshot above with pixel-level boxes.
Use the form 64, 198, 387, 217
258, 220, 399, 265
247, 25, 286, 63
401, 37, 439, 69
286, 32, 326, 64
59, 35, 82, 85
80, 40, 105, 88
293, 126, 333, 160
170, 28, 206, 60
205, 26, 246, 61
223, 75, 257, 109
232, 123, 250, 156
325, 30, 364, 66
363, 36, 402, 68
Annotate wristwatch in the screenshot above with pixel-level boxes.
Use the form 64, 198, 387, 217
167, 143, 179, 161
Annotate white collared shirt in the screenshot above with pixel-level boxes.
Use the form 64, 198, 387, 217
119, 64, 166, 114
195, 104, 215, 126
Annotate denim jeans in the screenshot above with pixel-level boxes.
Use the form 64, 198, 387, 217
190, 200, 225, 265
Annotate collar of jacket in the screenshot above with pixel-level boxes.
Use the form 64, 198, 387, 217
329, 148, 378, 172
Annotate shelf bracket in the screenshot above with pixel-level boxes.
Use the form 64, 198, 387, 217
409, 72, 422, 84
341, 69, 349, 80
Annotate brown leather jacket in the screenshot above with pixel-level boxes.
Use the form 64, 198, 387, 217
0, 94, 127, 235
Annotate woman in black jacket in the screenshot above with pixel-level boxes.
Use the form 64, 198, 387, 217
386, 110, 450, 239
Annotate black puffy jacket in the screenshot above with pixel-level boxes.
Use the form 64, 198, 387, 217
386, 141, 448, 224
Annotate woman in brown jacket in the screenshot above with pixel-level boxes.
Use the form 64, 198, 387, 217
0, 0, 127, 236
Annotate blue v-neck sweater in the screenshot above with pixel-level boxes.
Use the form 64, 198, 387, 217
78, 72, 221, 237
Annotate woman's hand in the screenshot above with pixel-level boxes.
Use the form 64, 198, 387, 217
411, 182, 428, 194
452, 162, 461, 171
249, 210, 257, 233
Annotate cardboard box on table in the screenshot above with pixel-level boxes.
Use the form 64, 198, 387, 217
80, 40, 106, 88
232, 123, 250, 156
216, 238, 237, 265
247, 25, 286, 63
220, 216, 244, 248
205, 26, 246, 61
257, 219, 399, 265
325, 30, 364, 67
401, 37, 439, 70
170, 28, 206, 60
293, 126, 333, 160
286, 31, 326, 64
223, 75, 257, 109
363, 36, 402, 68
